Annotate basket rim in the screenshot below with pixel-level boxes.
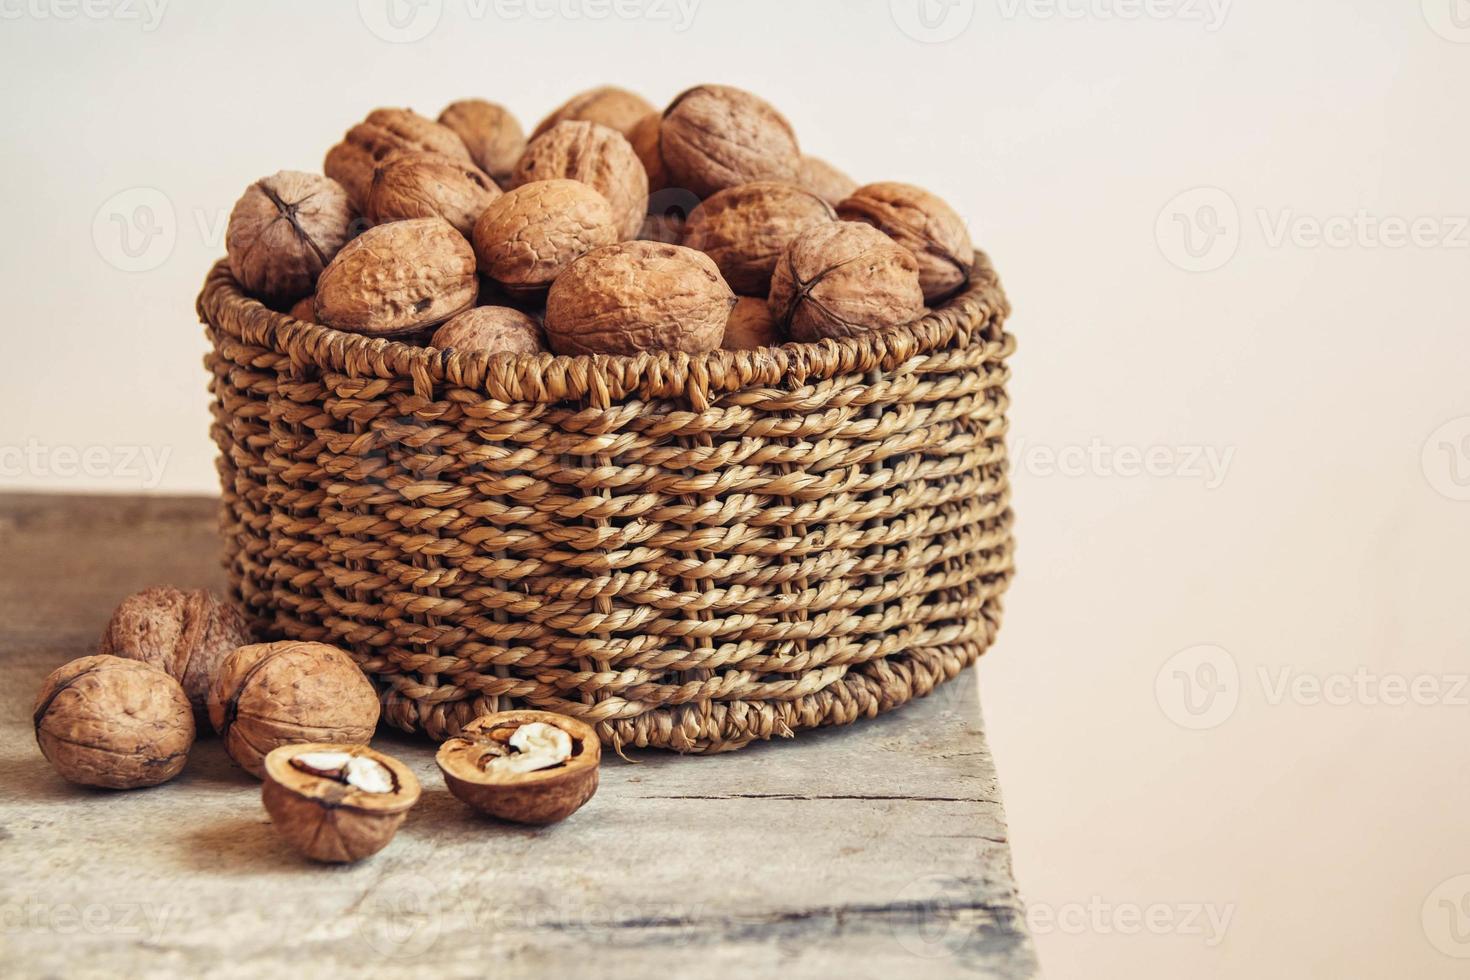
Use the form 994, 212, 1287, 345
198, 248, 1010, 405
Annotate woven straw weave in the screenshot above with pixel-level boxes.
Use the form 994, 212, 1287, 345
197, 251, 1013, 753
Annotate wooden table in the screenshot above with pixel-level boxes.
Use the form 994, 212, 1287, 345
0, 493, 1037, 978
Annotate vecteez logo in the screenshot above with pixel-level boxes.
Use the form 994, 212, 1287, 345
358, 0, 443, 42
1423, 0, 1470, 43
91, 187, 176, 273
1155, 187, 1240, 272
890, 0, 976, 43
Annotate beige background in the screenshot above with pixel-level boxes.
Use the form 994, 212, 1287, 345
2, 1, 1468, 976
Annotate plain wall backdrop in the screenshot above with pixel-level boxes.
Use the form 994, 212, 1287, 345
2, 1, 1468, 977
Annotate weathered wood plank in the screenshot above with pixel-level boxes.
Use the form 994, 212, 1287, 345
0, 493, 1037, 979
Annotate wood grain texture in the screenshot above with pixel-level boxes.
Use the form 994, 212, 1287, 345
0, 493, 1036, 979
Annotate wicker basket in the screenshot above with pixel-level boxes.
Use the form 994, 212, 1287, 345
197, 252, 1014, 753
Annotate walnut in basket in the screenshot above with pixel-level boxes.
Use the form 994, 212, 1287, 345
208, 641, 380, 779
682, 181, 836, 296
436, 711, 599, 824
315, 217, 478, 336
837, 182, 974, 303
438, 98, 525, 186
768, 221, 925, 342
722, 296, 784, 350
660, 85, 800, 198
34, 655, 194, 789
325, 107, 472, 208
511, 121, 649, 241
544, 241, 736, 355
472, 179, 619, 298
262, 743, 420, 863
226, 171, 356, 307
796, 155, 858, 207
431, 306, 546, 355
365, 151, 500, 239
532, 85, 654, 141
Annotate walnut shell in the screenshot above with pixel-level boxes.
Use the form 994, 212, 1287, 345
682, 181, 836, 296
639, 187, 700, 245
629, 112, 668, 192
365, 152, 500, 239
225, 171, 356, 306
660, 85, 800, 198
438, 99, 525, 185
262, 743, 420, 863
472, 179, 618, 296
837, 182, 974, 303
797, 155, 858, 207
544, 241, 735, 356
34, 655, 194, 789
723, 296, 783, 350
768, 221, 925, 342
436, 710, 599, 825
532, 86, 654, 141
208, 641, 380, 780
325, 107, 472, 209
315, 217, 477, 337
97, 586, 253, 721
431, 306, 545, 355
512, 121, 649, 241
288, 295, 317, 322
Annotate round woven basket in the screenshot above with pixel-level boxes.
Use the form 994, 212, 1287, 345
197, 251, 1014, 753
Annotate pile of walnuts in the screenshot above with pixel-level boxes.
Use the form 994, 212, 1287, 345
225, 84, 978, 357
35, 586, 597, 863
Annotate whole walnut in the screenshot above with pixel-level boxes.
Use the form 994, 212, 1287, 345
34, 655, 194, 789
511, 121, 649, 241
315, 218, 478, 336
768, 221, 925, 342
208, 641, 380, 779
837, 182, 974, 303
682, 181, 836, 296
532, 85, 655, 141
325, 107, 472, 208
472, 179, 619, 297
431, 306, 545, 355
628, 112, 668, 192
365, 152, 500, 239
225, 171, 356, 306
545, 241, 735, 356
98, 586, 253, 721
723, 296, 783, 350
660, 85, 800, 198
438, 99, 525, 185
797, 155, 858, 207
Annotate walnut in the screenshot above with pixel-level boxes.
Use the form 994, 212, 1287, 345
288, 295, 316, 322
628, 112, 668, 192
97, 586, 253, 721
544, 241, 735, 355
208, 641, 380, 779
796, 155, 858, 207
436, 711, 599, 825
365, 152, 500, 239
437, 98, 525, 185
262, 743, 420, 863
315, 217, 477, 336
837, 182, 974, 302
225, 171, 355, 306
768, 221, 925, 342
325, 107, 471, 208
33, 655, 194, 789
430, 306, 545, 355
639, 187, 700, 245
511, 121, 648, 241
660, 85, 800, 198
472, 179, 618, 297
532, 86, 654, 141
723, 296, 783, 350
682, 181, 836, 296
